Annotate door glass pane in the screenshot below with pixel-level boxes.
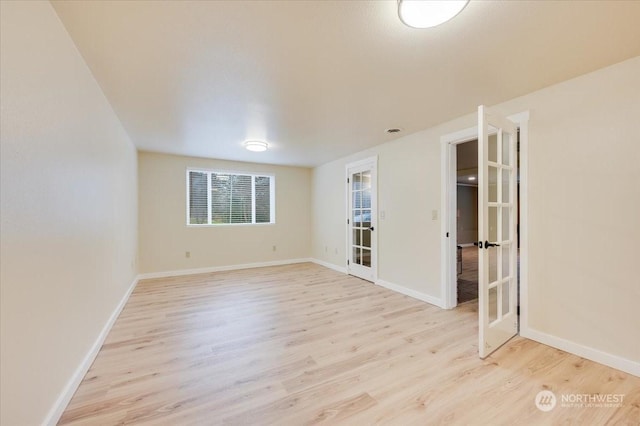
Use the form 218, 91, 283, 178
501, 244, 510, 279
488, 207, 498, 242
353, 191, 361, 209
488, 246, 498, 284
362, 191, 371, 209
361, 209, 371, 228
501, 207, 510, 241
488, 166, 498, 203
352, 173, 361, 190
488, 132, 498, 163
362, 171, 371, 189
502, 169, 510, 203
362, 228, 371, 248
353, 247, 361, 265
488, 285, 498, 323
353, 210, 362, 226
353, 229, 361, 246
502, 132, 511, 166
362, 249, 371, 267
501, 281, 510, 316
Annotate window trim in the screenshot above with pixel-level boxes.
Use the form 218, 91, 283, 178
185, 168, 276, 227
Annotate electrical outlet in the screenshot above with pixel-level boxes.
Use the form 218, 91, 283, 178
185, 251, 191, 258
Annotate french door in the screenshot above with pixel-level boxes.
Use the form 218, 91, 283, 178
346, 158, 377, 282
478, 106, 519, 358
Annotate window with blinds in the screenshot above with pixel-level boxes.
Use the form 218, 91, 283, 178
187, 170, 274, 225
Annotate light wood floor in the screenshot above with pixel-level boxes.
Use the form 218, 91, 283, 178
60, 263, 640, 425
457, 246, 479, 304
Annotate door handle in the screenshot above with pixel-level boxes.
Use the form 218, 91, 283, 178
485, 240, 500, 248
369, 226, 375, 231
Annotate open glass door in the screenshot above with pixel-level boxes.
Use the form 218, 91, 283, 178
478, 106, 518, 358
347, 158, 377, 282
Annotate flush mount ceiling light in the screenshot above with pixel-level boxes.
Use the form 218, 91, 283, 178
468, 176, 476, 181
385, 128, 403, 134
398, 0, 469, 29
244, 140, 268, 152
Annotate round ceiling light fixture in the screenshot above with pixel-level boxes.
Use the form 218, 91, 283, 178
386, 127, 403, 134
398, 0, 469, 29
244, 140, 269, 152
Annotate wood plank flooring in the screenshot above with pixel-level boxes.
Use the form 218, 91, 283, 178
59, 263, 640, 425
457, 246, 478, 304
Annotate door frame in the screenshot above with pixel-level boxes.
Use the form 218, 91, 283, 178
439, 111, 529, 330
345, 156, 378, 282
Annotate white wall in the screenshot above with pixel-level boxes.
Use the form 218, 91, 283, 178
312, 57, 640, 371
0, 2, 138, 425
138, 151, 311, 274
312, 122, 456, 300
497, 57, 640, 369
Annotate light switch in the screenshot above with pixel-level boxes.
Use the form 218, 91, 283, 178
380, 210, 386, 220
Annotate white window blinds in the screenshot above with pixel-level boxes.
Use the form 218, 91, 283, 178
255, 176, 271, 224
188, 171, 208, 224
187, 170, 274, 225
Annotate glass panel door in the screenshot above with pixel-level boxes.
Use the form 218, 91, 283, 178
347, 159, 377, 281
478, 106, 518, 358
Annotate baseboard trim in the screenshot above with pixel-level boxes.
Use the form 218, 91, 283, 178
375, 279, 444, 309
43, 275, 139, 426
309, 263, 446, 310
310, 258, 347, 274
521, 327, 640, 377
137, 258, 313, 280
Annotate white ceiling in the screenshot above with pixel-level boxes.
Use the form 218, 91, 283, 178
52, 0, 640, 167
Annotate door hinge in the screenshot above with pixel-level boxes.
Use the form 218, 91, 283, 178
517, 305, 520, 316
347, 259, 350, 265
347, 218, 350, 224
347, 178, 350, 183
446, 232, 449, 237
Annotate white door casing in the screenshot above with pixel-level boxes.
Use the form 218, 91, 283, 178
346, 157, 377, 282
478, 105, 519, 358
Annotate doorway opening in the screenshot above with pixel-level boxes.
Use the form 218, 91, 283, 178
440, 110, 529, 355
455, 139, 480, 304
443, 133, 522, 307
453, 138, 521, 306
